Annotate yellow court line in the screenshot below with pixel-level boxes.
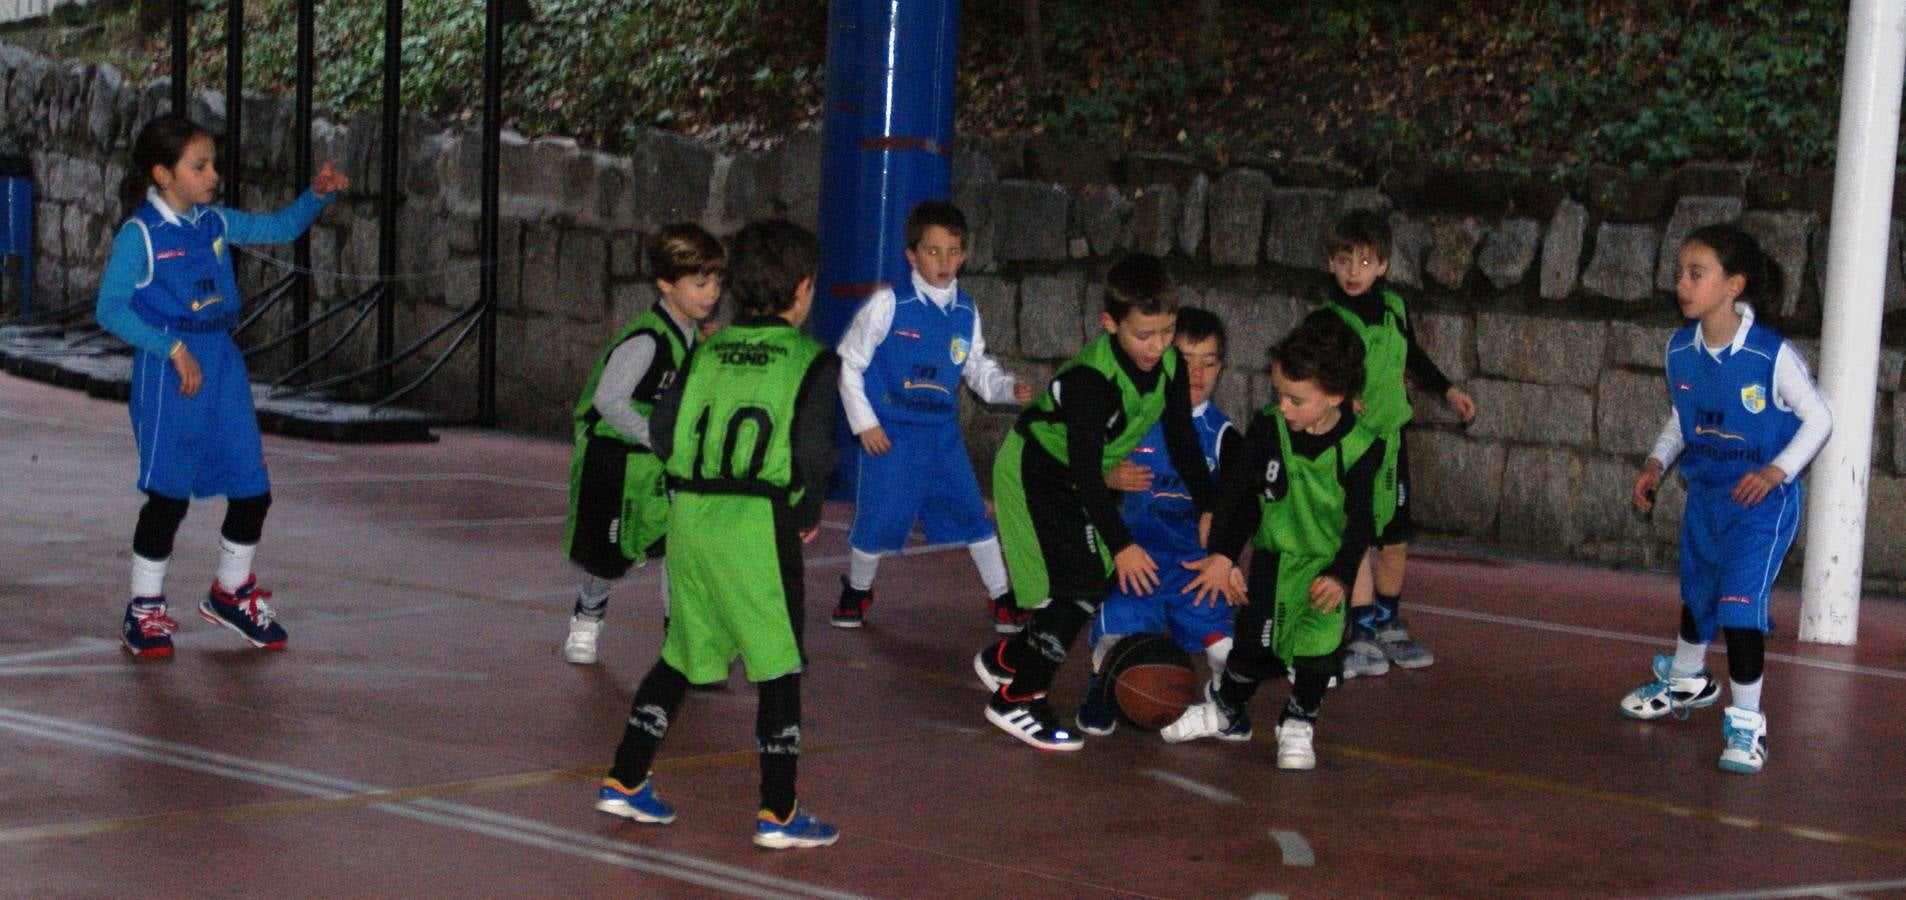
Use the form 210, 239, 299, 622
1327, 743, 1906, 856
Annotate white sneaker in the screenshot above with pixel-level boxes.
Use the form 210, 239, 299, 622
1161, 701, 1225, 743
564, 615, 602, 665
1275, 718, 1316, 770
1341, 633, 1390, 679
1619, 653, 1720, 720
1718, 706, 1767, 774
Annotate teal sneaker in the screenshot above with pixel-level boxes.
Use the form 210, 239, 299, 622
595, 777, 676, 824
753, 804, 839, 849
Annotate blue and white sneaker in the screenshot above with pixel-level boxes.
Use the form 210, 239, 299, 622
595, 777, 676, 824
1718, 707, 1768, 774
198, 577, 287, 649
1074, 673, 1117, 736
986, 691, 1082, 751
1620, 653, 1720, 721
121, 599, 178, 659
753, 804, 839, 849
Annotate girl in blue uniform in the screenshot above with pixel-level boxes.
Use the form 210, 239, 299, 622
97, 114, 347, 658
1622, 225, 1831, 773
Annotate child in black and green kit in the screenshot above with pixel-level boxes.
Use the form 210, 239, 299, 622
594, 219, 842, 849
1162, 313, 1384, 770
971, 253, 1228, 751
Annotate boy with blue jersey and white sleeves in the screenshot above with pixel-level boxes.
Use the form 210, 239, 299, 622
1075, 307, 1240, 736
1622, 224, 1831, 774
833, 200, 1035, 631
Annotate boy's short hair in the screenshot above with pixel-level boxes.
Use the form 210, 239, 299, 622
1173, 306, 1226, 357
905, 200, 967, 248
1324, 208, 1392, 260
1274, 312, 1366, 399
723, 219, 819, 316
1103, 254, 1178, 321
648, 223, 726, 283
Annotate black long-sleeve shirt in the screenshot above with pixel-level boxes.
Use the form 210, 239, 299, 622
1043, 340, 1215, 555
1207, 407, 1385, 591
651, 317, 841, 533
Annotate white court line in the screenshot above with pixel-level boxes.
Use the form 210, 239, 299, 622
1652, 877, 1906, 899
1408, 604, 1906, 681
1141, 769, 1239, 804
0, 638, 120, 666
272, 472, 565, 491
1269, 830, 1315, 867
0, 707, 864, 899
0, 665, 159, 677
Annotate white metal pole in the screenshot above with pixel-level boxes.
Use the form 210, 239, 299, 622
1799, 0, 1905, 645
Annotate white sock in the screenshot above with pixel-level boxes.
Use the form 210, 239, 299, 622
131, 554, 168, 600
1670, 638, 1709, 679
216, 538, 257, 592
1730, 677, 1763, 712
848, 548, 880, 592
967, 536, 1011, 599
1205, 637, 1233, 683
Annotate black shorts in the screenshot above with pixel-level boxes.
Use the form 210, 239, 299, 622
1376, 432, 1414, 546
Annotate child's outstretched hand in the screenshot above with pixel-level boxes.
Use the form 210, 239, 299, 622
858, 425, 892, 456
1731, 465, 1786, 507
170, 342, 202, 398
1307, 575, 1347, 612
1445, 386, 1477, 423
1104, 460, 1153, 492
1632, 459, 1664, 512
1013, 381, 1034, 404
1113, 544, 1159, 596
312, 160, 349, 196
1181, 554, 1246, 607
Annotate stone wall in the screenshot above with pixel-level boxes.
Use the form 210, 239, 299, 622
5, 44, 1904, 590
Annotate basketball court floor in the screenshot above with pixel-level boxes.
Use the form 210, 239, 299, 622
4, 368, 1905, 898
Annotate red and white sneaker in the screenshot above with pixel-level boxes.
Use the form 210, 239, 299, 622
121, 599, 179, 658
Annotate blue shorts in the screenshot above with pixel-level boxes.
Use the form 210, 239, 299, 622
128, 331, 269, 500
848, 419, 994, 553
1091, 557, 1234, 654
1679, 480, 1800, 640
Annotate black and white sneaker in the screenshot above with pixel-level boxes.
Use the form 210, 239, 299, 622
973, 640, 1016, 692
985, 691, 1083, 751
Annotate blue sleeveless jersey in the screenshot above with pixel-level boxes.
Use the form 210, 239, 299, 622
1120, 404, 1230, 560
1666, 321, 1801, 488
128, 203, 243, 333
864, 281, 976, 426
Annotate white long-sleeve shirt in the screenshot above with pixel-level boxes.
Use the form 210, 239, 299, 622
590, 302, 698, 445
1647, 303, 1832, 482
835, 271, 1020, 435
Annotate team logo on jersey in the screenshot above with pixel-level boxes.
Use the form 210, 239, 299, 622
1740, 383, 1767, 414
949, 335, 970, 365
212, 236, 225, 260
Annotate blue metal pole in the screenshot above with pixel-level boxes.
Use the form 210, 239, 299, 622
816, 0, 961, 347
817, 0, 961, 495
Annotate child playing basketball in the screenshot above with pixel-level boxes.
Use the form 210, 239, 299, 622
833, 200, 1034, 631
98, 114, 347, 658
1162, 313, 1383, 769
1318, 209, 1476, 679
560, 224, 723, 664
1620, 224, 1830, 774
1075, 307, 1240, 736
972, 253, 1230, 751
595, 219, 842, 848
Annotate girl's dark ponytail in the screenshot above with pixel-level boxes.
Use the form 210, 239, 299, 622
122, 113, 211, 218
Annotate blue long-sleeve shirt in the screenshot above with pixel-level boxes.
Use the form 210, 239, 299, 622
95, 188, 332, 356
